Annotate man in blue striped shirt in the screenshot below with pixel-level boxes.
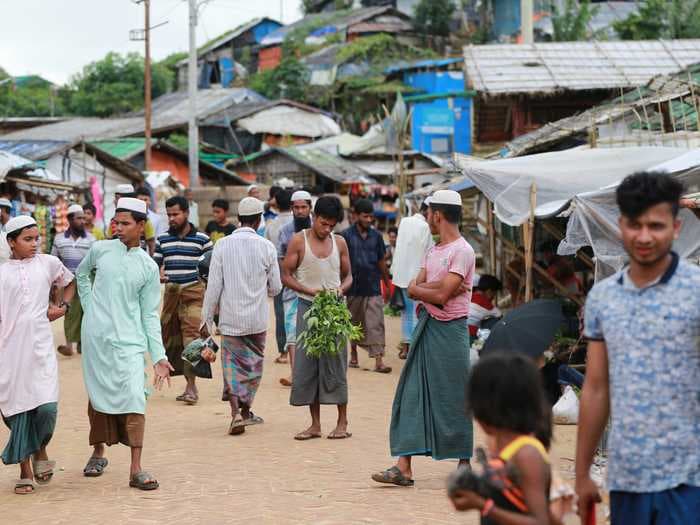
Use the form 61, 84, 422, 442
154, 196, 212, 405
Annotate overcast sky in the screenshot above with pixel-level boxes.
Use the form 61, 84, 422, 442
0, 0, 303, 85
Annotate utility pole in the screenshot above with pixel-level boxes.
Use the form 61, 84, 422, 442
144, 0, 152, 170
188, 0, 200, 187
132, 0, 153, 170
521, 0, 534, 44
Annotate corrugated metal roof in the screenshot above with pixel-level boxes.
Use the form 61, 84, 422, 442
89, 138, 146, 160
2, 89, 268, 142
260, 6, 406, 47
385, 57, 463, 75
464, 40, 700, 95
0, 140, 71, 160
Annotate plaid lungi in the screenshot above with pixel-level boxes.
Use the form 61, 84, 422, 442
161, 282, 205, 378
221, 333, 266, 407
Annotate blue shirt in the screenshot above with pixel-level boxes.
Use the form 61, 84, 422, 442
153, 224, 212, 285
584, 253, 700, 493
341, 224, 386, 297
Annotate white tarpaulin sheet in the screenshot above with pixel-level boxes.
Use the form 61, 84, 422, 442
237, 105, 341, 138
0, 151, 33, 179
455, 147, 700, 279
456, 147, 692, 226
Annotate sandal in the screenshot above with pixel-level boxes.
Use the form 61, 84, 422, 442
14, 479, 36, 495
349, 361, 360, 369
371, 466, 415, 487
129, 471, 159, 491
241, 413, 264, 427
228, 418, 246, 436
279, 377, 293, 387
175, 393, 187, 402
294, 430, 322, 441
57, 345, 73, 357
374, 366, 392, 374
83, 456, 108, 477
274, 356, 288, 364
327, 430, 352, 440
183, 393, 198, 405
32, 459, 56, 485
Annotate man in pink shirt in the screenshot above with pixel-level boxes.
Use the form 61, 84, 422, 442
372, 190, 475, 487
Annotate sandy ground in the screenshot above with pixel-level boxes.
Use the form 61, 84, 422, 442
0, 305, 584, 524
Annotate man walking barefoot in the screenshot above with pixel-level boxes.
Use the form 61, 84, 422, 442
372, 190, 474, 486
576, 172, 700, 525
201, 197, 281, 436
77, 197, 173, 490
281, 196, 354, 440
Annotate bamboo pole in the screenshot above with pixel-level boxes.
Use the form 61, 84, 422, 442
486, 199, 497, 274
524, 182, 536, 302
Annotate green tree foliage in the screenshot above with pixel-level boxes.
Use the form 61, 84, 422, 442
552, 0, 600, 41
614, 0, 700, 39
158, 52, 187, 90
249, 54, 309, 102
413, 0, 456, 37
60, 52, 173, 117
0, 78, 62, 117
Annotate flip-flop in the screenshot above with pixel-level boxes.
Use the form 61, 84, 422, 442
14, 479, 36, 495
83, 457, 108, 477
374, 366, 392, 374
327, 430, 352, 440
294, 430, 322, 441
129, 471, 159, 491
57, 345, 73, 357
32, 459, 56, 485
183, 393, 198, 405
274, 356, 288, 364
228, 419, 246, 435
279, 377, 293, 387
371, 466, 415, 486
349, 362, 360, 368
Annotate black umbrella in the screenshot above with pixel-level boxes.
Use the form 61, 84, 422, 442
481, 299, 565, 359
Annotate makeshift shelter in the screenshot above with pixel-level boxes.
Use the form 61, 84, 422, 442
453, 147, 700, 304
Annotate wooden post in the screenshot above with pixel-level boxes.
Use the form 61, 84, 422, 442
486, 199, 497, 274
144, 0, 152, 171
524, 182, 536, 302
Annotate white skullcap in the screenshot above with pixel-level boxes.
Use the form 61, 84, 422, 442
247, 184, 259, 192
116, 197, 147, 215
0, 198, 11, 209
115, 184, 135, 195
5, 215, 37, 235
429, 190, 462, 206
291, 190, 312, 202
277, 178, 295, 189
238, 197, 264, 216
67, 204, 84, 216
423, 196, 433, 206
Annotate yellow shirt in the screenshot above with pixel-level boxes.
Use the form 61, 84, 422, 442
91, 226, 105, 241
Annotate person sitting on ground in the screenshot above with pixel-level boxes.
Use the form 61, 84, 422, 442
205, 199, 235, 244
467, 274, 502, 338
449, 352, 561, 525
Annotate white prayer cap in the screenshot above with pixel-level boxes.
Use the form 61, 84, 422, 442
116, 197, 147, 216
67, 204, 84, 217
247, 184, 259, 193
115, 184, 135, 195
0, 198, 11, 209
238, 197, 264, 216
423, 196, 433, 206
5, 215, 37, 235
291, 190, 312, 202
429, 190, 462, 207
277, 177, 295, 189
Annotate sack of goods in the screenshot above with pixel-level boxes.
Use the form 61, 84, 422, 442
552, 385, 579, 425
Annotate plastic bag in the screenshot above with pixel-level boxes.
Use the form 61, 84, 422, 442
553, 385, 579, 425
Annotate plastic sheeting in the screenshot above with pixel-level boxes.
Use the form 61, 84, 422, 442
455, 147, 700, 279
237, 105, 341, 138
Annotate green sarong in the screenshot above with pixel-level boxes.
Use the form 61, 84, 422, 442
2, 403, 57, 465
389, 308, 472, 460
64, 293, 83, 343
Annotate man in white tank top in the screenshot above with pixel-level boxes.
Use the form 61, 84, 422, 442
281, 196, 354, 441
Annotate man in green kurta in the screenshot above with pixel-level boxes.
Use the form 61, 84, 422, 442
76, 197, 173, 491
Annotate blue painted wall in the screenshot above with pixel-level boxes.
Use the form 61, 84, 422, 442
252, 20, 283, 44
492, 0, 520, 39
401, 69, 472, 154
219, 57, 235, 87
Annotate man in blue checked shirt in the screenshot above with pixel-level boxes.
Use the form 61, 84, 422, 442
153, 195, 212, 406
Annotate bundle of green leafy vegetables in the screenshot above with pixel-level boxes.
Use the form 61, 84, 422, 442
297, 290, 363, 358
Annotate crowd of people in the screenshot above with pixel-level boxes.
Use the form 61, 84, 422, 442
0, 173, 697, 525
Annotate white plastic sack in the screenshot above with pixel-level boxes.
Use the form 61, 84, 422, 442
553, 386, 579, 425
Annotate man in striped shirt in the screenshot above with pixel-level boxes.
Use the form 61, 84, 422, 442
51, 204, 96, 357
154, 196, 212, 405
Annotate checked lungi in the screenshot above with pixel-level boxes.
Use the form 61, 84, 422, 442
161, 282, 205, 378
221, 333, 266, 408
